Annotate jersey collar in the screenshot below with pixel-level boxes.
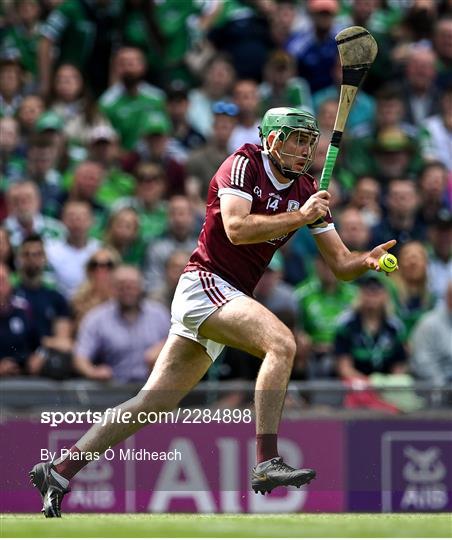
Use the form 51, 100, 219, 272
261, 152, 294, 191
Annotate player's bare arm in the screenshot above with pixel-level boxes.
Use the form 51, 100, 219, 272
221, 190, 331, 245
314, 228, 397, 281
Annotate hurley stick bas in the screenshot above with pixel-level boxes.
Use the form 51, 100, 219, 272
319, 26, 378, 191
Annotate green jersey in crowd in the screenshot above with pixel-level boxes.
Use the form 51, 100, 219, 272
62, 166, 135, 207
1, 22, 43, 76
40, 0, 121, 70
295, 276, 357, 346
260, 78, 314, 116
98, 83, 166, 150
112, 197, 168, 243
40, 0, 122, 96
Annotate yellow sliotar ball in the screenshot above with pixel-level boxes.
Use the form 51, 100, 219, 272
378, 253, 398, 273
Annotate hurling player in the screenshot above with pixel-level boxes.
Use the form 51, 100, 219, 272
31, 108, 396, 516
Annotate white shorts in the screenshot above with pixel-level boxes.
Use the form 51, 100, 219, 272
169, 270, 245, 361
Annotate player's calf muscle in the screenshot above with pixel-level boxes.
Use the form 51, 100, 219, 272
136, 390, 180, 415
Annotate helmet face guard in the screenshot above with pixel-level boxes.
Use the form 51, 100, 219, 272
265, 127, 319, 177
260, 108, 320, 179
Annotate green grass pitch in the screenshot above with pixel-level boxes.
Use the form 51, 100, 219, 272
1, 513, 451, 538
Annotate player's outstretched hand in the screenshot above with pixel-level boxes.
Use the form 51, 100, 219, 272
300, 190, 331, 224
364, 239, 398, 273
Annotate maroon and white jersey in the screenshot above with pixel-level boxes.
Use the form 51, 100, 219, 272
185, 144, 334, 296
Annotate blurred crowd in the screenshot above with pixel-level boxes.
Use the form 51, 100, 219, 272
0, 0, 451, 410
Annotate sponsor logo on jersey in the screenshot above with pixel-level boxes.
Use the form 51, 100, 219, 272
287, 200, 300, 212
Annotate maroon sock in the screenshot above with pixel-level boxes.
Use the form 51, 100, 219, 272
53, 446, 90, 480
256, 434, 278, 464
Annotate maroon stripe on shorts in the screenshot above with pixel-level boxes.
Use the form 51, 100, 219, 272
199, 271, 221, 306
207, 274, 227, 305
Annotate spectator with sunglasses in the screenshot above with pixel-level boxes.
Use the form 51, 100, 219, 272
45, 201, 100, 298
71, 247, 120, 332
186, 101, 238, 209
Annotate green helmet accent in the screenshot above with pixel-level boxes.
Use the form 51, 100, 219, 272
260, 107, 319, 142
259, 107, 320, 178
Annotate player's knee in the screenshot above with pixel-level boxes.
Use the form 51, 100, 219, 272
283, 335, 297, 363
271, 331, 297, 363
